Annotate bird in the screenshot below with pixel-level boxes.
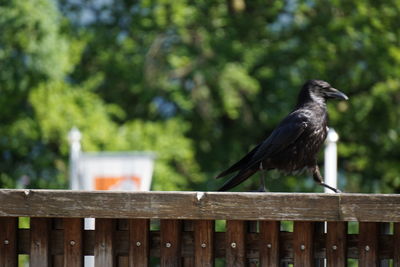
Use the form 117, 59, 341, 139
216, 79, 348, 193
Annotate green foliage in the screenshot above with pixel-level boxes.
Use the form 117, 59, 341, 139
0, 0, 72, 188
0, 0, 202, 190
1, 0, 400, 193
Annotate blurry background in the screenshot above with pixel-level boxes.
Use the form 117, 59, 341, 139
1, 0, 400, 193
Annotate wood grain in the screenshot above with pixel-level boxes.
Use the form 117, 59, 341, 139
225, 220, 246, 266
30, 218, 51, 267
1, 190, 399, 221
394, 223, 400, 267
183, 220, 194, 267
160, 219, 182, 267
0, 217, 17, 267
7, 226, 399, 260
359, 222, 379, 267
326, 221, 347, 267
293, 221, 314, 267
194, 220, 214, 267
129, 219, 149, 267
63, 218, 83, 267
95, 219, 116, 267
259, 221, 279, 267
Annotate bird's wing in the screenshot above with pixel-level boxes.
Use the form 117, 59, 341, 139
217, 113, 308, 192
243, 114, 308, 171
216, 112, 308, 178
215, 143, 261, 178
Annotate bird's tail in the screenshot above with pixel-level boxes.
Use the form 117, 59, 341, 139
215, 144, 260, 179
218, 168, 257, 191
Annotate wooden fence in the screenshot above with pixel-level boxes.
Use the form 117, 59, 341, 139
1, 189, 400, 266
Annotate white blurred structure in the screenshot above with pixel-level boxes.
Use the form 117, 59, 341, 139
68, 127, 155, 267
68, 128, 155, 192
324, 128, 339, 193
68, 127, 82, 190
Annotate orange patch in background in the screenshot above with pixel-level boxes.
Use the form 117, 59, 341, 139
94, 176, 142, 190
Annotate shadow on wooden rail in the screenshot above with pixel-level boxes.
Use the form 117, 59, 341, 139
0, 190, 400, 266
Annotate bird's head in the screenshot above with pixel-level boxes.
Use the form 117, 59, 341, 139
298, 79, 348, 105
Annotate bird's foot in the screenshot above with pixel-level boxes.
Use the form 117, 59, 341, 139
321, 182, 342, 193
253, 185, 269, 192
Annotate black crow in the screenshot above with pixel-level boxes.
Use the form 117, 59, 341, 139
216, 80, 348, 193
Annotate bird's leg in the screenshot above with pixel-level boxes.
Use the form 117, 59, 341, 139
312, 166, 342, 193
257, 162, 267, 192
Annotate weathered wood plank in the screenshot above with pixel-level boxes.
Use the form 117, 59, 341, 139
183, 220, 194, 267
226, 220, 246, 266
340, 194, 400, 222
0, 217, 17, 267
194, 220, 214, 267
128, 219, 149, 267
259, 221, 279, 267
394, 223, 400, 267
160, 219, 182, 267
293, 221, 314, 267
30, 218, 51, 267
380, 223, 391, 267
12, 226, 398, 259
95, 219, 116, 267
313, 222, 325, 267
1, 190, 400, 221
358, 222, 379, 266
63, 218, 83, 267
326, 221, 347, 267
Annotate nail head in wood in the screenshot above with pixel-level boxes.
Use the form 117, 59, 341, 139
267, 243, 272, 248
231, 242, 237, 248
332, 245, 337, 250
365, 245, 370, 252
70, 240, 76, 246
136, 241, 141, 247
201, 243, 206, 248
4, 239, 9, 245
300, 244, 306, 251
165, 242, 172, 248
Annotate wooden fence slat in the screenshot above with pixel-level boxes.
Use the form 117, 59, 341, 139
359, 222, 379, 267
259, 221, 279, 267
95, 218, 116, 267
226, 220, 246, 267
30, 218, 51, 267
326, 221, 347, 267
160, 219, 182, 267
293, 221, 314, 267
380, 223, 391, 267
394, 223, 400, 267
63, 218, 83, 267
183, 220, 194, 267
314, 222, 325, 267
245, 221, 260, 267
129, 219, 149, 267
194, 220, 214, 267
53, 219, 64, 267
0, 217, 17, 267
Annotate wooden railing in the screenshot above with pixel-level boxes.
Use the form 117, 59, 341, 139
0, 189, 400, 266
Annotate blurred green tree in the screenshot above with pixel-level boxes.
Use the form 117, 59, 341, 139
1, 0, 400, 192
58, 0, 400, 193
0, 0, 202, 190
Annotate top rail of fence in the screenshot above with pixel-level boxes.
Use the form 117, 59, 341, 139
0, 189, 399, 222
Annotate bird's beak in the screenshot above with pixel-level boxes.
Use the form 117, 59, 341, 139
326, 87, 349, 100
